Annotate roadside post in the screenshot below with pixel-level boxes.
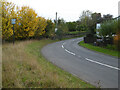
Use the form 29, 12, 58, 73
55, 12, 58, 32
55, 12, 58, 39
11, 18, 16, 44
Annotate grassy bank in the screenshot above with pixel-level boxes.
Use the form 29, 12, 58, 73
79, 41, 119, 58
67, 31, 86, 35
3, 39, 95, 88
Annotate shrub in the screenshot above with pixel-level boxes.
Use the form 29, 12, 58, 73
106, 44, 117, 51
114, 32, 120, 51
84, 34, 96, 43
99, 20, 117, 37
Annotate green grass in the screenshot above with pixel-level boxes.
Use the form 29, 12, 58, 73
26, 39, 95, 88
79, 41, 119, 58
3, 39, 95, 88
68, 31, 86, 35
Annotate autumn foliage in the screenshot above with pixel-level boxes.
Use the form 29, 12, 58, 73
2, 1, 48, 41
114, 32, 120, 51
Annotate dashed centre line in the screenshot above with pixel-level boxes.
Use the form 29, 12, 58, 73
62, 41, 120, 71
65, 49, 76, 56
62, 42, 75, 56
62, 45, 64, 48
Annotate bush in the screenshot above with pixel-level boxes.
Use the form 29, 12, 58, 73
114, 32, 120, 51
106, 44, 117, 51
84, 34, 96, 43
99, 20, 117, 37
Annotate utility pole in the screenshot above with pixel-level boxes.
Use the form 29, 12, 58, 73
55, 12, 58, 32
56, 12, 57, 27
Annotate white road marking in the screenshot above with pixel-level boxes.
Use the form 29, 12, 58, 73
62, 41, 119, 71
62, 43, 75, 56
65, 49, 76, 56
85, 58, 120, 70
62, 45, 64, 48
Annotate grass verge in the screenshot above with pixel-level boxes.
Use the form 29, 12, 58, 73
3, 39, 95, 88
79, 41, 119, 58
68, 31, 86, 35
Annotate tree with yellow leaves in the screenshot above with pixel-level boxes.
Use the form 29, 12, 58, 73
34, 16, 47, 39
2, 1, 16, 40
16, 6, 38, 39
2, 1, 50, 40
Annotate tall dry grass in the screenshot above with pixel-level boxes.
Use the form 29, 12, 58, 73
2, 40, 94, 88
2, 40, 42, 88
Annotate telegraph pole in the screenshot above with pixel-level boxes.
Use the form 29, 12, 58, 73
55, 12, 58, 32
56, 12, 57, 28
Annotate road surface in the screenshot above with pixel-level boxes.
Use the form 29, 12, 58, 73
41, 37, 119, 88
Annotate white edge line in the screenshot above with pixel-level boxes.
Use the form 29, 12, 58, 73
65, 49, 75, 56
85, 58, 120, 70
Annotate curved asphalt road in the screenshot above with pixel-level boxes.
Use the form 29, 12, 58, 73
41, 37, 119, 88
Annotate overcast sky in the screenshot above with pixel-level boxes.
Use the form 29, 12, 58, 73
8, 0, 119, 22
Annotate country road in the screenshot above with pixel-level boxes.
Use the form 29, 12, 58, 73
41, 37, 119, 88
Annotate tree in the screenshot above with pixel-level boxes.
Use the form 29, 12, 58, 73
16, 6, 38, 39
79, 10, 92, 25
44, 19, 55, 38
66, 22, 77, 32
99, 20, 117, 37
34, 17, 47, 38
91, 13, 102, 29
2, 1, 16, 40
91, 13, 102, 23
117, 18, 120, 33
57, 18, 68, 34
2, 1, 49, 41
80, 10, 92, 20
113, 18, 120, 50
79, 10, 93, 33
56, 18, 68, 40
103, 14, 113, 22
